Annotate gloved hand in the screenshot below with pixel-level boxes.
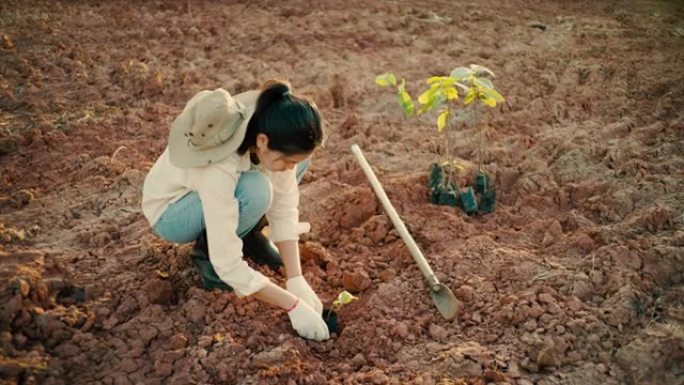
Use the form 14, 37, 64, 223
286, 276, 323, 314
287, 299, 330, 341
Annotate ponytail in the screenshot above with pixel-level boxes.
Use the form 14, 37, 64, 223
238, 80, 323, 155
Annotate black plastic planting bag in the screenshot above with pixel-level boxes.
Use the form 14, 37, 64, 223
428, 163, 443, 190
460, 186, 478, 214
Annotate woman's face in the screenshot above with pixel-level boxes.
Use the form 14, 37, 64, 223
255, 134, 311, 172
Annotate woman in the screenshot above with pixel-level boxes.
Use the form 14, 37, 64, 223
141, 81, 329, 341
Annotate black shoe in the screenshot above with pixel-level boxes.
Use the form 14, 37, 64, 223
242, 228, 283, 270
189, 230, 233, 291
193, 230, 209, 256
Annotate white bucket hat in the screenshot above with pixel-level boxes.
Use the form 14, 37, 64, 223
168, 88, 258, 168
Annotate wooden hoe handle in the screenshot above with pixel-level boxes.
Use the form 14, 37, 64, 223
351, 144, 440, 289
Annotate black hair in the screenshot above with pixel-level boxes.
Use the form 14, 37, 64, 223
237, 81, 323, 156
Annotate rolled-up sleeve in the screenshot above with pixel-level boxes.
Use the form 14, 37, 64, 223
196, 168, 269, 297
265, 168, 308, 243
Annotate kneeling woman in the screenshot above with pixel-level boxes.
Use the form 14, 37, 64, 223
141, 81, 329, 341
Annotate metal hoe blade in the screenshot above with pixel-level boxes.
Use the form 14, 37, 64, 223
430, 283, 461, 320
351, 144, 462, 320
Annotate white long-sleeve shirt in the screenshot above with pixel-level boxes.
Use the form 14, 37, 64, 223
141, 148, 304, 297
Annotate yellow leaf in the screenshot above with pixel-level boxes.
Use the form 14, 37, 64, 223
427, 76, 447, 84
464, 88, 476, 105
437, 110, 449, 132
444, 86, 458, 100
429, 76, 455, 86
418, 83, 440, 105
418, 89, 432, 105
482, 87, 505, 103
375, 73, 397, 87
481, 97, 497, 107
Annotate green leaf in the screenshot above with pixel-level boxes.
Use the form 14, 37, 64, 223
397, 90, 415, 117
434, 93, 447, 107
375, 73, 397, 87
337, 291, 358, 305
418, 93, 441, 114
450, 67, 471, 80
420, 93, 447, 114
397, 79, 414, 116
437, 109, 449, 132
469, 64, 496, 77
474, 77, 494, 89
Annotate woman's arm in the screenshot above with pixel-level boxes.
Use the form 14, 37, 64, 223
265, 167, 324, 313
253, 281, 299, 310
196, 167, 271, 297
265, 168, 306, 278
277, 240, 302, 279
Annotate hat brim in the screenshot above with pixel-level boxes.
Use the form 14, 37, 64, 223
168, 90, 259, 168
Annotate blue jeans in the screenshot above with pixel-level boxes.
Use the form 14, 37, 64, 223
154, 160, 309, 243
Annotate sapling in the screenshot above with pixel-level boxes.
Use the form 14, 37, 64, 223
321, 290, 357, 335
326, 290, 357, 319
375, 64, 504, 213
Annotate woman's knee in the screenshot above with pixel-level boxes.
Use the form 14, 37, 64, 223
236, 171, 272, 213
154, 221, 202, 243
153, 191, 205, 243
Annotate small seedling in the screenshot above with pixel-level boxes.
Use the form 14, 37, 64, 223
322, 290, 357, 336
327, 290, 357, 318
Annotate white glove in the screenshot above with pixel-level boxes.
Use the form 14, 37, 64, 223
287, 299, 330, 341
286, 276, 323, 314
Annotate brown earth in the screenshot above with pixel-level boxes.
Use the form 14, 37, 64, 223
1, 0, 683, 384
